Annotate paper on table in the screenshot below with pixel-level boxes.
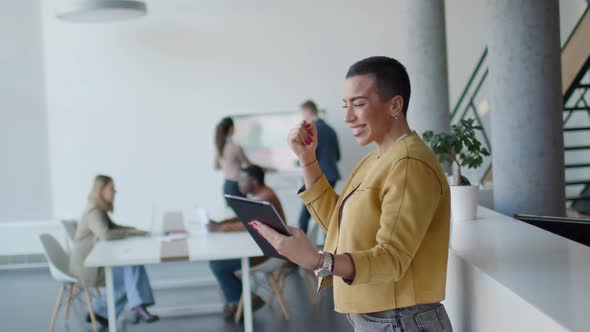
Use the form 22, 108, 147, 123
159, 233, 189, 242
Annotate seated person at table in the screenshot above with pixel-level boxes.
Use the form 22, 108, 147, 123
209, 165, 285, 319
69, 175, 159, 327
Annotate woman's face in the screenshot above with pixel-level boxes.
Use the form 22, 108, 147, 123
102, 180, 117, 204
227, 125, 235, 137
342, 74, 394, 146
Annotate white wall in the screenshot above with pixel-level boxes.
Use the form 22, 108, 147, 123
0, 1, 52, 222
0, 0, 580, 226
37, 0, 589, 227
445, 0, 489, 106
560, 0, 589, 43
42, 0, 400, 227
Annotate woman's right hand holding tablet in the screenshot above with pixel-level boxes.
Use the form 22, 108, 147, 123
288, 120, 318, 165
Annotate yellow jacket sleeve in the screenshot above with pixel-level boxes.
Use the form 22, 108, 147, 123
347, 158, 442, 285
298, 174, 340, 232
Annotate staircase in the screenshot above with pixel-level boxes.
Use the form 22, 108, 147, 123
450, 48, 491, 184
452, 6, 590, 209
563, 6, 590, 204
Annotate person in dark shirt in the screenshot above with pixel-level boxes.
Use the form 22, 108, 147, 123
298, 100, 341, 234
208, 165, 284, 319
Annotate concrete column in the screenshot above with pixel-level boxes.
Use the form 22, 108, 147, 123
488, 0, 565, 216
400, 0, 451, 136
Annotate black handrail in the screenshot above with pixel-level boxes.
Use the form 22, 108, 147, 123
451, 48, 488, 120
454, 5, 589, 119
515, 213, 590, 225
450, 2, 589, 187
561, 7, 590, 52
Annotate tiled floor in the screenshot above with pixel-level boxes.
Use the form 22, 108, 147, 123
0, 262, 352, 331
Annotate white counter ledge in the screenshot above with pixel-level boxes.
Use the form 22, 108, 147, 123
445, 206, 590, 332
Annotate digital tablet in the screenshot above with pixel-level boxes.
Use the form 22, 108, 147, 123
224, 194, 292, 260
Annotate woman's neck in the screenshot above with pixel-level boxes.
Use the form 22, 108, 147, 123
375, 120, 412, 158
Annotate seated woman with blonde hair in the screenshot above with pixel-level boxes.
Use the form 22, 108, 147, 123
69, 175, 159, 327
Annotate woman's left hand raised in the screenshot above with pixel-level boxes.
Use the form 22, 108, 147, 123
249, 221, 320, 270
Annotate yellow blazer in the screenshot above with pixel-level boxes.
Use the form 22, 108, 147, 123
299, 132, 450, 314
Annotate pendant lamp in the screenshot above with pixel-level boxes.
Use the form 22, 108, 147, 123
57, 0, 147, 23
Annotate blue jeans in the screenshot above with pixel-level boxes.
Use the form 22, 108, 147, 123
209, 258, 255, 304
346, 303, 453, 332
298, 180, 337, 233
224, 180, 245, 207
93, 266, 155, 318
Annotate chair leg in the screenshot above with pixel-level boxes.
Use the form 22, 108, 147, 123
277, 268, 288, 289
83, 288, 98, 332
268, 272, 289, 320
234, 294, 244, 323
266, 273, 276, 305
277, 269, 290, 302
303, 271, 317, 304
49, 284, 66, 332
64, 284, 75, 320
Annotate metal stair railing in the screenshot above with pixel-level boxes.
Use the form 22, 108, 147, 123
451, 5, 590, 203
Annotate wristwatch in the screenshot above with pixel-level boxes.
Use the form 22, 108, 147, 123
314, 251, 334, 278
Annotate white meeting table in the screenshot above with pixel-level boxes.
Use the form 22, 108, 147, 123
85, 231, 263, 332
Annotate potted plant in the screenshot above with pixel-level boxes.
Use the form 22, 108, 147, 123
423, 119, 490, 221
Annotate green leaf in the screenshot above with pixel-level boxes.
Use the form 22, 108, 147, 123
422, 117, 489, 172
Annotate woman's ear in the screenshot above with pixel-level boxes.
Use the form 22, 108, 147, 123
390, 95, 404, 118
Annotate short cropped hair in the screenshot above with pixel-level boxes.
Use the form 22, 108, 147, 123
346, 56, 411, 115
300, 100, 318, 114
241, 165, 265, 186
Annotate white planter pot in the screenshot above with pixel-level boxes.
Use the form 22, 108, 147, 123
450, 185, 479, 221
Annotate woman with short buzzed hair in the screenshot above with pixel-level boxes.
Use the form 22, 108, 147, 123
252, 57, 453, 332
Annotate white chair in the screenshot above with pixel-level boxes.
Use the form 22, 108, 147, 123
60, 219, 78, 252
59, 221, 104, 299
234, 258, 291, 322
39, 233, 99, 332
